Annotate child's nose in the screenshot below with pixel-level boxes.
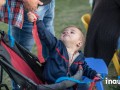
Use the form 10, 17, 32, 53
65, 31, 69, 34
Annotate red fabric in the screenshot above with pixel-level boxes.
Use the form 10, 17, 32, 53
32, 21, 45, 63
89, 77, 100, 90
73, 62, 83, 65
56, 48, 69, 62
89, 82, 96, 90
56, 48, 83, 65
1, 42, 43, 84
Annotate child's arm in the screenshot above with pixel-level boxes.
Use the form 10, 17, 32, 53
37, 20, 58, 51
27, 13, 58, 50
82, 61, 98, 79
82, 61, 103, 81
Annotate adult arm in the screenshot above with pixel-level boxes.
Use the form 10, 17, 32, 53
37, 20, 58, 51
22, 0, 43, 11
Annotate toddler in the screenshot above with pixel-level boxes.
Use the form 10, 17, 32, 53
27, 13, 102, 90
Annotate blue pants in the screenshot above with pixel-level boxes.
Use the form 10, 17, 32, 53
11, 0, 55, 89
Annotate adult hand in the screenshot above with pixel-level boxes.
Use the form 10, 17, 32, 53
0, 0, 6, 7
23, 0, 43, 11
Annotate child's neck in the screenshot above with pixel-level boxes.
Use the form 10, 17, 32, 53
64, 42, 78, 54
66, 47, 78, 55
67, 47, 79, 66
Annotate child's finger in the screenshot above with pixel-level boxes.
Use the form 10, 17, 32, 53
96, 74, 103, 80
27, 12, 37, 22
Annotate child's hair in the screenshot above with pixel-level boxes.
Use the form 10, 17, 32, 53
63, 25, 85, 50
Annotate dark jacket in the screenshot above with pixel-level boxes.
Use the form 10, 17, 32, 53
37, 21, 97, 88
84, 0, 120, 66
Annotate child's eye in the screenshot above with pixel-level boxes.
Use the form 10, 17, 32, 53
62, 32, 65, 34
71, 32, 74, 34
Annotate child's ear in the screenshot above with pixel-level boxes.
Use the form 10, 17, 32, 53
77, 42, 82, 48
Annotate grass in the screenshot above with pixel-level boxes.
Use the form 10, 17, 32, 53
55, 0, 91, 37
0, 0, 120, 90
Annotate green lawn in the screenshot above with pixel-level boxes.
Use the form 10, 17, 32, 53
0, 0, 120, 90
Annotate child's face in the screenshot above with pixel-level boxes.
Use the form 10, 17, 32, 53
60, 27, 83, 49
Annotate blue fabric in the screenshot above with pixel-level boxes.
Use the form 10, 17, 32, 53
56, 77, 90, 90
6, 0, 15, 47
84, 58, 108, 90
85, 58, 108, 76
11, 80, 20, 90
56, 77, 87, 84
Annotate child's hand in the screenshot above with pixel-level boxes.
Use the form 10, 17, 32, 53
94, 74, 103, 81
27, 12, 37, 22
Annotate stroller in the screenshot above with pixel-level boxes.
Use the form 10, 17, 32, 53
0, 30, 84, 90
0, 19, 108, 90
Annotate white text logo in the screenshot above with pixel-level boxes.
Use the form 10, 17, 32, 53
105, 77, 120, 84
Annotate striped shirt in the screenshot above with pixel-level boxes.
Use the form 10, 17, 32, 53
0, 0, 24, 29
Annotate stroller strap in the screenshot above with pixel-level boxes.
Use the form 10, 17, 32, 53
6, 0, 15, 47
32, 21, 45, 63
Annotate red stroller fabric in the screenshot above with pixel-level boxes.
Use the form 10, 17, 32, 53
32, 21, 45, 63
1, 41, 42, 84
